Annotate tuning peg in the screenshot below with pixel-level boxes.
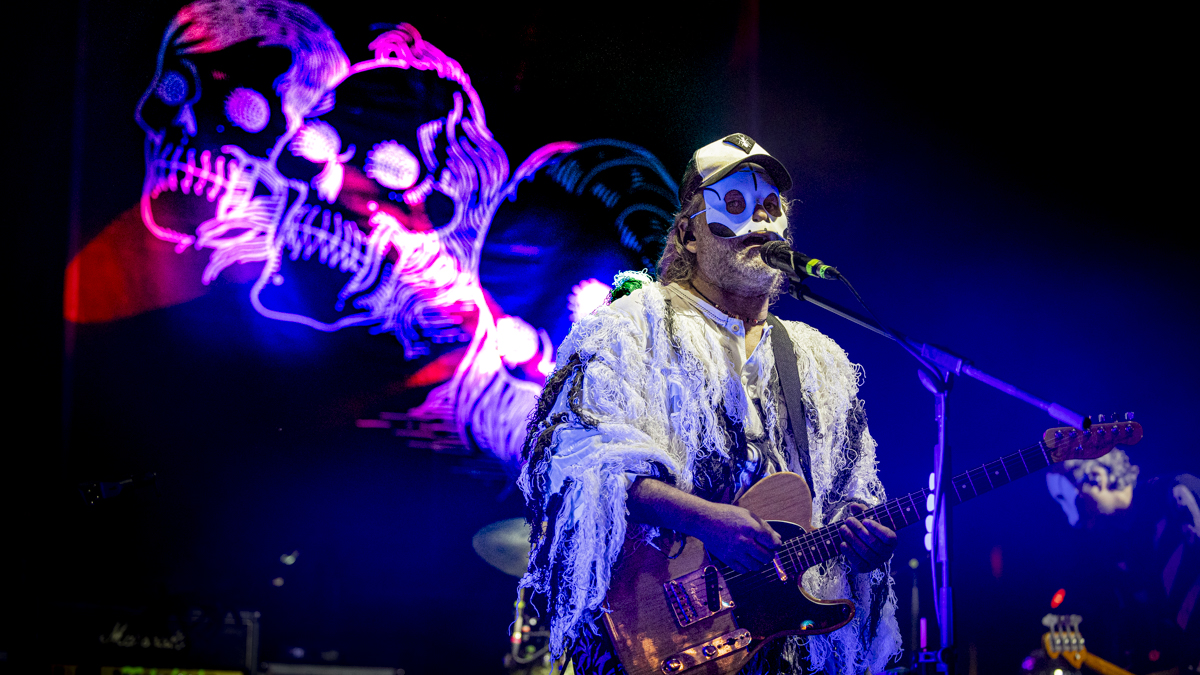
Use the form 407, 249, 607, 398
1125, 412, 1135, 421
1097, 414, 1106, 423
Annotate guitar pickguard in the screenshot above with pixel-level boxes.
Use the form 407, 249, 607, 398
604, 473, 854, 675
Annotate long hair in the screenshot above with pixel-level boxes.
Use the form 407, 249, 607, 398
655, 193, 706, 285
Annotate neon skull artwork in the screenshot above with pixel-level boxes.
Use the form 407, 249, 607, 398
134, 1, 581, 464
135, 0, 350, 256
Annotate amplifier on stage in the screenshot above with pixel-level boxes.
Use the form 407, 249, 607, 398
44, 604, 260, 674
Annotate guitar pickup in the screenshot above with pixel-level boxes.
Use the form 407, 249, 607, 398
663, 565, 735, 628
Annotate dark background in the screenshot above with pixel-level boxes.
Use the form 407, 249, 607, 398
11, 1, 1194, 673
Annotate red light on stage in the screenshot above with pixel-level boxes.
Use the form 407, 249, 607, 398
1050, 588, 1065, 608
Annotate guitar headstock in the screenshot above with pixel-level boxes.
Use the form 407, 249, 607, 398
1042, 419, 1142, 463
1041, 613, 1086, 668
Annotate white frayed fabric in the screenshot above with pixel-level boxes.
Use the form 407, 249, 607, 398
519, 272, 901, 673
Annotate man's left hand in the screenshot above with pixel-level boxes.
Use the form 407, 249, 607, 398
838, 503, 898, 573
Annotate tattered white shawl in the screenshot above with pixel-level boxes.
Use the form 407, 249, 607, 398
519, 272, 901, 674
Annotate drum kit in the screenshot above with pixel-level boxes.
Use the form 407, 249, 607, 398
472, 518, 573, 675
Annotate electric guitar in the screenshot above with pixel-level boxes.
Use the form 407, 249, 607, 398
1042, 613, 1134, 675
601, 420, 1143, 675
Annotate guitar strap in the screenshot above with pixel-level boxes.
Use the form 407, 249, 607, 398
766, 314, 814, 492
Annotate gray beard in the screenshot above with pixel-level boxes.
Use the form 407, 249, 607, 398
694, 234, 785, 299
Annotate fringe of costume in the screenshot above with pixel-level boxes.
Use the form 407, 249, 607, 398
518, 272, 901, 674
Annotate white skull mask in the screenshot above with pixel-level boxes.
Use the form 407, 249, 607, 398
699, 165, 787, 239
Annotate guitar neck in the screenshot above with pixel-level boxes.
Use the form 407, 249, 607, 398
780, 442, 1052, 571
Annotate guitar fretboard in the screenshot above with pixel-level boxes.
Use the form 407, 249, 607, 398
778, 441, 1051, 575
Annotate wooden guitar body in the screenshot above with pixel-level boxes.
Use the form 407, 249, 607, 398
602, 473, 854, 675
599, 420, 1143, 675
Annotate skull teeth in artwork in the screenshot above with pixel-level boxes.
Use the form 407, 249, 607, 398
147, 143, 241, 203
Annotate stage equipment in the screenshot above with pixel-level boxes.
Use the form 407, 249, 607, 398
758, 241, 839, 281
779, 268, 1102, 674
1041, 614, 1135, 675
264, 665, 401, 675
505, 588, 570, 675
51, 605, 259, 673
600, 421, 1140, 675
473, 517, 533, 578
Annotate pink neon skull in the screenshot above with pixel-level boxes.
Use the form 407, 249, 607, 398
134, 0, 349, 258
134, 6, 575, 463
253, 24, 510, 358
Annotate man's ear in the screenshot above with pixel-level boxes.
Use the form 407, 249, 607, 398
682, 224, 697, 253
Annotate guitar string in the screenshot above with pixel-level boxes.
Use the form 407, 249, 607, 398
715, 427, 1130, 594
671, 428, 1128, 598
712, 441, 1055, 593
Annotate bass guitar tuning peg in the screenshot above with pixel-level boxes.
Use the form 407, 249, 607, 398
1125, 412, 1135, 421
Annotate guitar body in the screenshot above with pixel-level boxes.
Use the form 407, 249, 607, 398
603, 473, 855, 675
600, 421, 1143, 675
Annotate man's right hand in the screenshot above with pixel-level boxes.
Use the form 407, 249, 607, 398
626, 478, 782, 573
695, 502, 783, 572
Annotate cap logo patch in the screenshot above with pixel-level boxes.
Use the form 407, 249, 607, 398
722, 133, 756, 154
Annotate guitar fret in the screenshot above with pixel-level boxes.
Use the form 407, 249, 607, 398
972, 466, 994, 493
1005, 453, 1028, 479
1037, 443, 1052, 468
743, 430, 1126, 616
883, 502, 900, 529
819, 531, 838, 560
949, 476, 965, 506
963, 471, 978, 498
985, 459, 1010, 487
779, 442, 1061, 573
903, 493, 922, 526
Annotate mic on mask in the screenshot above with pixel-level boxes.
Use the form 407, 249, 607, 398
759, 241, 841, 281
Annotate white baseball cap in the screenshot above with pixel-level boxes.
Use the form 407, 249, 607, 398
679, 133, 792, 204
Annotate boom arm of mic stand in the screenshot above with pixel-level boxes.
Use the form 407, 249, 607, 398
787, 282, 1087, 429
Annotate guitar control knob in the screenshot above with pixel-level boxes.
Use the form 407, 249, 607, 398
662, 658, 684, 673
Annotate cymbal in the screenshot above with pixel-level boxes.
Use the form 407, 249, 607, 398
472, 517, 532, 577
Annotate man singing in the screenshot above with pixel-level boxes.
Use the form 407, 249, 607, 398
519, 134, 901, 674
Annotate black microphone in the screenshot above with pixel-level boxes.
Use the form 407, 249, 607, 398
759, 241, 840, 280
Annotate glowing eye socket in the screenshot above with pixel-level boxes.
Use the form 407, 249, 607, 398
724, 189, 746, 215
290, 120, 343, 163
366, 141, 420, 190
157, 71, 189, 106
225, 87, 270, 133
764, 193, 781, 217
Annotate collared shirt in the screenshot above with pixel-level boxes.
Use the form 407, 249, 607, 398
660, 284, 791, 497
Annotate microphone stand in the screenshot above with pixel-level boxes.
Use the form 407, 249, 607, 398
787, 280, 1087, 674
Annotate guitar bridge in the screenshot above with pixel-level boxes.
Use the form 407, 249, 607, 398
663, 565, 735, 628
